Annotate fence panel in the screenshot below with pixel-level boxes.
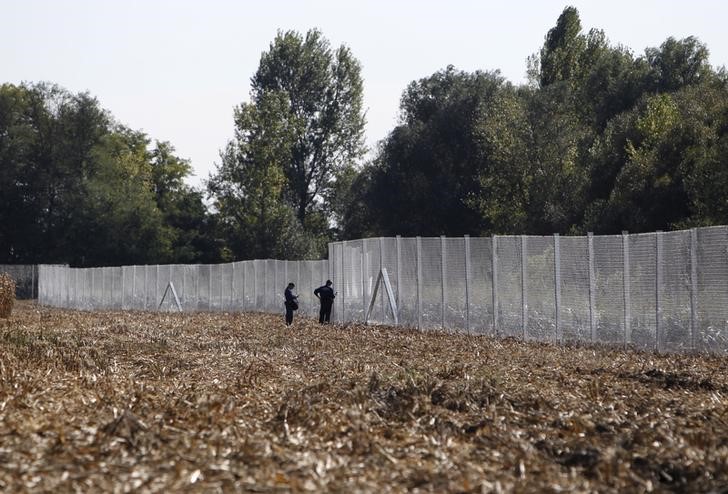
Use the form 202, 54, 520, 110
526, 236, 556, 341
559, 236, 590, 343
593, 235, 625, 345
495, 236, 523, 338
661, 231, 692, 352
697, 226, 728, 353
629, 233, 658, 350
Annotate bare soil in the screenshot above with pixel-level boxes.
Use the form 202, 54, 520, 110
1, 301, 726, 492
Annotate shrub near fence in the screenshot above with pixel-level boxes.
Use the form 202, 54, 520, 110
0, 265, 38, 299
38, 226, 728, 354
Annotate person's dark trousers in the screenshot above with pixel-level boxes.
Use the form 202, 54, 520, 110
285, 305, 294, 326
319, 301, 333, 324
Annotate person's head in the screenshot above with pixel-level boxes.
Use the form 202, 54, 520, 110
287, 282, 295, 289
325, 280, 332, 286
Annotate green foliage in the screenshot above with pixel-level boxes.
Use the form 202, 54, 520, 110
349, 6, 728, 239
0, 82, 214, 266
209, 29, 365, 258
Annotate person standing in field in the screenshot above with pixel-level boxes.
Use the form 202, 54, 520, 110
314, 280, 335, 324
284, 282, 298, 326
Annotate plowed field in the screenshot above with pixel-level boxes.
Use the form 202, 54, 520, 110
1, 302, 726, 492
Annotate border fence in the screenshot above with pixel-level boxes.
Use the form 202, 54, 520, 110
38, 261, 329, 319
0, 265, 38, 299
39, 226, 728, 353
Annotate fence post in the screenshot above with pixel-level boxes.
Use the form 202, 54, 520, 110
521, 235, 527, 340
196, 265, 200, 312
92, 268, 96, 310
464, 235, 471, 334
690, 228, 697, 351
656, 231, 663, 352
492, 235, 498, 336
241, 263, 246, 312
341, 241, 346, 323
623, 231, 631, 347
441, 235, 447, 331
253, 262, 258, 311
231, 263, 236, 312
379, 237, 385, 319
416, 236, 423, 331
554, 233, 561, 343
274, 261, 279, 315
156, 265, 160, 312
588, 233, 596, 343
396, 235, 402, 323
360, 243, 366, 323
32, 265, 36, 300
219, 264, 223, 312
207, 264, 211, 312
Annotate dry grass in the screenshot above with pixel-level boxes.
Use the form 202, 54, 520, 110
0, 301, 727, 492
0, 273, 15, 318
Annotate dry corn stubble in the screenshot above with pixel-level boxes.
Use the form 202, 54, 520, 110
0, 273, 16, 318
0, 301, 726, 492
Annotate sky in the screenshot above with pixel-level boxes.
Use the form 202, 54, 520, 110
3, 0, 728, 188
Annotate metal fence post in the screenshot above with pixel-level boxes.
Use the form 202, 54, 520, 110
156, 265, 160, 312
208, 264, 213, 312
121, 266, 125, 310
441, 235, 447, 331
623, 231, 631, 347
521, 235, 527, 340
360, 243, 366, 323
492, 235, 498, 336
554, 233, 561, 343
253, 262, 258, 311
588, 233, 596, 343
464, 235, 471, 334
396, 235, 402, 323
231, 263, 236, 312
274, 261, 279, 314
690, 228, 698, 351
379, 237, 385, 319
416, 236, 423, 331
196, 265, 201, 312
341, 241, 347, 323
656, 231, 663, 352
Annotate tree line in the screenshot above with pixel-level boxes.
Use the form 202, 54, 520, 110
2, 7, 727, 266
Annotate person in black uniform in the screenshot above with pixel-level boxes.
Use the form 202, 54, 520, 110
284, 282, 298, 326
313, 280, 335, 324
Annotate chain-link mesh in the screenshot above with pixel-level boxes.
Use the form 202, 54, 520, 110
696, 226, 728, 353
629, 233, 657, 350
661, 231, 691, 352
469, 237, 494, 335
593, 235, 625, 345
36, 228, 728, 354
495, 236, 523, 338
526, 236, 556, 341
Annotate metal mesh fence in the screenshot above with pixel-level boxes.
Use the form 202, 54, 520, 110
0, 265, 38, 299
37, 226, 728, 354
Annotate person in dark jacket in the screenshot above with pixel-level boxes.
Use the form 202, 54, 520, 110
313, 280, 335, 324
284, 282, 298, 326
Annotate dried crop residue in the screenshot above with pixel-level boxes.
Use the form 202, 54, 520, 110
0, 301, 727, 492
